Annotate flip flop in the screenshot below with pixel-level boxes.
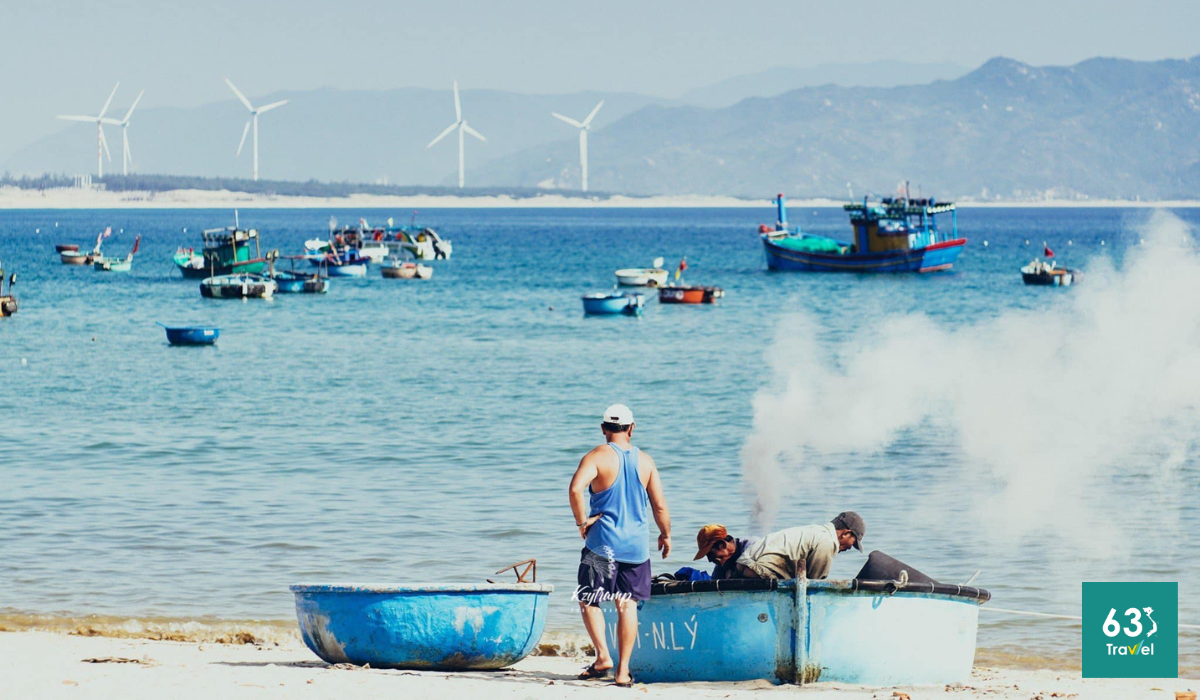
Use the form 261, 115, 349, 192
614, 676, 636, 688
577, 663, 611, 680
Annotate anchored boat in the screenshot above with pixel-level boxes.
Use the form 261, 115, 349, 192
762, 194, 966, 273
381, 261, 433, 280
290, 583, 551, 670
200, 274, 276, 299
0, 266, 16, 317
615, 257, 668, 287
582, 291, 645, 316
1021, 258, 1079, 286
160, 324, 220, 346
174, 219, 272, 279
62, 226, 112, 265
94, 235, 140, 272
602, 563, 989, 685
659, 285, 723, 304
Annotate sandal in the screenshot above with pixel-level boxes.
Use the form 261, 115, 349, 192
614, 676, 636, 688
577, 663, 611, 680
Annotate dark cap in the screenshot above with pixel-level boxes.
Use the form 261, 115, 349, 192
831, 511, 865, 551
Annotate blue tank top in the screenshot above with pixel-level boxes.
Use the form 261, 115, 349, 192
585, 443, 651, 564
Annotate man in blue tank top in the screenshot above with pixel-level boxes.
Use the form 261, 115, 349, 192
568, 403, 671, 688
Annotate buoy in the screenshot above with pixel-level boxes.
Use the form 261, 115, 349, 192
35, 228, 39, 233
1025, 239, 1030, 245
21, 358, 27, 366
1101, 240, 1105, 246
1068, 240, 1072, 245
983, 241, 989, 247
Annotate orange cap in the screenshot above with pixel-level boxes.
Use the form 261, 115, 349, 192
693, 524, 728, 560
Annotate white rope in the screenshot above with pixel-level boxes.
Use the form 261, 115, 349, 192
982, 605, 1200, 631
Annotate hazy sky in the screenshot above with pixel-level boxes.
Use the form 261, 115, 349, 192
4, 0, 1200, 161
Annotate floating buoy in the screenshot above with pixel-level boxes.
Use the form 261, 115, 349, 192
1101, 240, 1105, 246
35, 228, 39, 233
1025, 239, 1030, 245
1067, 240, 1072, 245
21, 358, 27, 366
983, 241, 989, 247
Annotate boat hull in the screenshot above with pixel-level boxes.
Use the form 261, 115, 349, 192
163, 327, 219, 345
615, 269, 669, 287
55, 244, 79, 253
272, 273, 330, 294
763, 235, 966, 273
381, 264, 432, 280
94, 258, 131, 272
658, 286, 723, 304
175, 255, 269, 279
599, 578, 987, 685
290, 583, 551, 670
325, 264, 367, 277
1022, 270, 1075, 286
0, 295, 17, 317
60, 251, 94, 265
582, 294, 644, 316
200, 275, 276, 299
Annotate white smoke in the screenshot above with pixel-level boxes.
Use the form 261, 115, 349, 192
741, 210, 1200, 552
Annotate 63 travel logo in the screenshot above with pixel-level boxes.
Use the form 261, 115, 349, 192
1082, 582, 1178, 678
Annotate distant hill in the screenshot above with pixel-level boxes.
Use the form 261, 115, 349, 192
480, 55, 1200, 199
3, 87, 665, 187
680, 61, 970, 108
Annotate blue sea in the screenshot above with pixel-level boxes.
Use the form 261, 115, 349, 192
0, 206, 1196, 671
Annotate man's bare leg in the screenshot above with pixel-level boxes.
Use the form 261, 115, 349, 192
614, 598, 638, 684
579, 603, 613, 673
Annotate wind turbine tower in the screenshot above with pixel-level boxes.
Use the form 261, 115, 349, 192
225, 78, 289, 181
56, 82, 120, 178
427, 81, 487, 188
102, 90, 145, 176
551, 100, 604, 192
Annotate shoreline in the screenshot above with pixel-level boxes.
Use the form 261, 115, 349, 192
3, 186, 1200, 210
0, 629, 1193, 699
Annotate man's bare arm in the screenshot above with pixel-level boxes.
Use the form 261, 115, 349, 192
644, 455, 671, 559
569, 452, 601, 539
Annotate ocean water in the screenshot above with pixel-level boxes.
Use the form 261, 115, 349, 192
0, 206, 1196, 672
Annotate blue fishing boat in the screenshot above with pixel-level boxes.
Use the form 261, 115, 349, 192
159, 324, 220, 346
600, 564, 989, 685
762, 194, 966, 273
582, 291, 645, 316
271, 270, 330, 294
306, 248, 369, 277
290, 583, 552, 670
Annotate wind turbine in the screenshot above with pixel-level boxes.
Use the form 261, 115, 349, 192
225, 78, 288, 181
551, 100, 603, 192
102, 90, 145, 176
426, 81, 486, 188
56, 82, 119, 178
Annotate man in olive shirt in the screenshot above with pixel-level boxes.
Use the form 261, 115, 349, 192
726, 512, 866, 581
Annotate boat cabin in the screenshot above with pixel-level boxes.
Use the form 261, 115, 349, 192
844, 197, 959, 254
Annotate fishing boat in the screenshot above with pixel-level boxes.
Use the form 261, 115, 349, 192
615, 257, 668, 287
54, 244, 79, 254
199, 274, 276, 299
600, 553, 989, 685
94, 235, 140, 272
391, 226, 452, 260
174, 216, 272, 279
762, 193, 967, 273
381, 261, 433, 280
582, 291, 645, 316
658, 285, 723, 304
272, 270, 331, 293
1021, 258, 1079, 286
62, 226, 112, 265
304, 247, 369, 277
0, 266, 16, 317
290, 583, 551, 670
159, 324, 220, 346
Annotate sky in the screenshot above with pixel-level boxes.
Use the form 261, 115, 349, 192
4, 0, 1200, 162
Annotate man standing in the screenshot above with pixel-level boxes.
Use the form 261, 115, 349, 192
569, 404, 671, 688
708, 512, 865, 581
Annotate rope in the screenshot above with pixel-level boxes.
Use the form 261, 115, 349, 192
982, 605, 1200, 631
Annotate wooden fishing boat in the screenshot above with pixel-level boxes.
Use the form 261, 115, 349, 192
160, 324, 220, 346
94, 235, 140, 272
54, 244, 79, 254
174, 218, 272, 279
381, 261, 432, 279
1021, 258, 1079, 286
290, 583, 551, 670
583, 291, 645, 316
200, 274, 276, 299
762, 193, 966, 273
658, 285, 723, 304
60, 250, 95, 265
0, 268, 16, 317
600, 556, 989, 685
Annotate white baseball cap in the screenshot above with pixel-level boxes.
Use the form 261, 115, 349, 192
602, 403, 634, 425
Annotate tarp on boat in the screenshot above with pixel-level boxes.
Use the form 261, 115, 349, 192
772, 236, 847, 255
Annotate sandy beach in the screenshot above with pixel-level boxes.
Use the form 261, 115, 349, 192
0, 630, 1193, 699
4, 185, 1200, 210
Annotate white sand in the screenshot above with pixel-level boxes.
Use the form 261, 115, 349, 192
0, 631, 1193, 699
4, 185, 1200, 210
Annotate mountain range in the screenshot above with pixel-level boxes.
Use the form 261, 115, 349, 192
8, 56, 1200, 199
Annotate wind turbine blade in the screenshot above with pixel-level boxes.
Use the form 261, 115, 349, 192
453, 81, 461, 122
462, 123, 486, 142
551, 112, 583, 128
426, 122, 458, 148
124, 135, 133, 165
123, 90, 145, 123
99, 128, 112, 162
583, 100, 605, 126
98, 82, 120, 119
100, 117, 122, 125
257, 99, 288, 114
225, 78, 254, 111
56, 115, 96, 123
236, 120, 251, 156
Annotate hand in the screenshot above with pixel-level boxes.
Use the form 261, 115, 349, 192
657, 533, 671, 559
578, 514, 602, 539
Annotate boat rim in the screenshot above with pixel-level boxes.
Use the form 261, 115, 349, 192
289, 583, 554, 594
649, 577, 989, 603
